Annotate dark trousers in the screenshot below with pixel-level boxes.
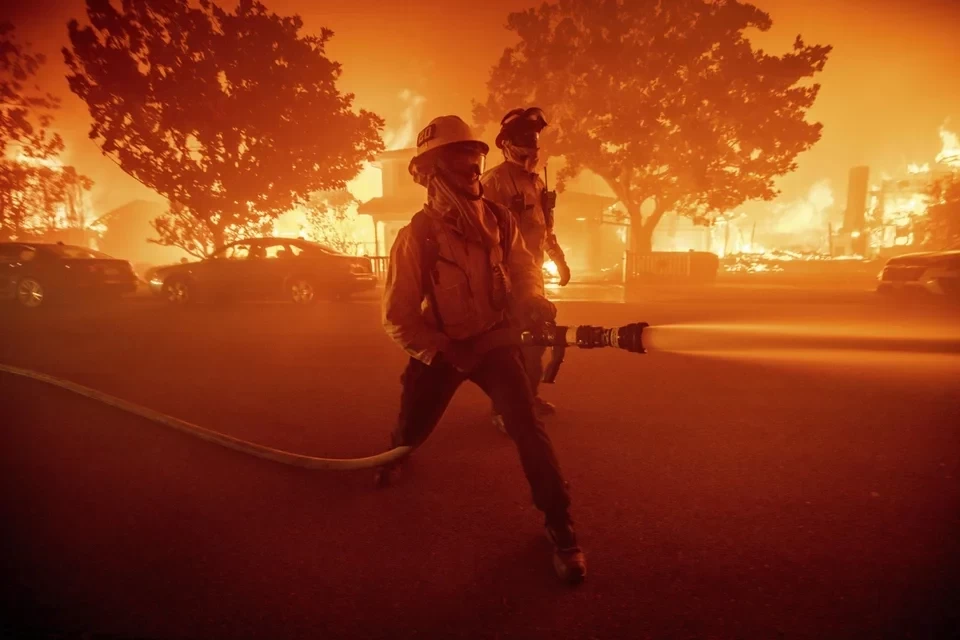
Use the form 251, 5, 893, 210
392, 346, 571, 521
522, 345, 546, 397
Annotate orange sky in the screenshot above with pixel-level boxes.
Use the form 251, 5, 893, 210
6, 0, 960, 221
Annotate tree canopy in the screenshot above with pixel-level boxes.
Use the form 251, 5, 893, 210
474, 0, 831, 252
0, 22, 62, 160
63, 0, 385, 254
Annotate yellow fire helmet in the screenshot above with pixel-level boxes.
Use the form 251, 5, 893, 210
409, 115, 489, 183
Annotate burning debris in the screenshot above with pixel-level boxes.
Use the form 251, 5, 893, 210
863, 124, 960, 254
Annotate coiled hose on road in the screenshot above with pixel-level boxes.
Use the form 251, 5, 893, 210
0, 363, 413, 470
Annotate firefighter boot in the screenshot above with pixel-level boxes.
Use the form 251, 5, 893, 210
545, 518, 587, 584
374, 438, 406, 488
374, 459, 403, 488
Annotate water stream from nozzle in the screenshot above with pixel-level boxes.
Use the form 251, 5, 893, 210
642, 322, 960, 356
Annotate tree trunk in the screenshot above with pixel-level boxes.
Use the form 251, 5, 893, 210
627, 202, 666, 254
631, 222, 654, 254
209, 223, 225, 252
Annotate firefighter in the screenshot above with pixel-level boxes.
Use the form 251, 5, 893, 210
481, 107, 571, 426
378, 115, 587, 584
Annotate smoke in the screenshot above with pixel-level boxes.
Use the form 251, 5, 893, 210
771, 179, 835, 235
383, 89, 426, 151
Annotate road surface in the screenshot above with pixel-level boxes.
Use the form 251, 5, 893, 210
2, 285, 958, 639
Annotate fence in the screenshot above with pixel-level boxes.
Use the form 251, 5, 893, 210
623, 251, 720, 283
368, 252, 720, 284
370, 256, 389, 281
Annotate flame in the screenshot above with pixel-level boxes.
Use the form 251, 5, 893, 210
907, 163, 930, 174
936, 125, 960, 168
880, 191, 929, 226
13, 152, 64, 170
383, 89, 426, 151
771, 179, 835, 235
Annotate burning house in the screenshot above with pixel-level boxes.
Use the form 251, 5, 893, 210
356, 148, 423, 262
357, 148, 625, 278
838, 126, 960, 258
90, 200, 190, 269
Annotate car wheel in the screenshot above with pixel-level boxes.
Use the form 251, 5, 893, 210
289, 276, 317, 305
16, 277, 46, 308
163, 278, 192, 305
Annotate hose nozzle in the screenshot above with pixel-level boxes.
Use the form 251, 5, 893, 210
521, 322, 648, 354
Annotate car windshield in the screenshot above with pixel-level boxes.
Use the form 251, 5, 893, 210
46, 244, 111, 259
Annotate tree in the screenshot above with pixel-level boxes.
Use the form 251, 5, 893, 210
0, 159, 36, 237
925, 173, 960, 250
0, 157, 95, 240
63, 0, 385, 255
1, 22, 69, 238
60, 165, 95, 229
0, 22, 61, 158
301, 190, 361, 254
148, 200, 275, 259
474, 0, 831, 252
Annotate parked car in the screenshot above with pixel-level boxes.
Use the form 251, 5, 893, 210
0, 242, 138, 309
876, 249, 960, 298
148, 237, 377, 305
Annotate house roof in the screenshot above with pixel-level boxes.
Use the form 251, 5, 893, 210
93, 199, 167, 226
371, 147, 416, 166
556, 191, 618, 209
357, 194, 425, 221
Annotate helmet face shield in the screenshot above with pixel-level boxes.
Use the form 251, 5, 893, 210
522, 107, 548, 130
436, 142, 486, 187
497, 107, 548, 149
511, 129, 540, 149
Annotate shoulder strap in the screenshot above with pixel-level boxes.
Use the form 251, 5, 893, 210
483, 199, 512, 262
410, 210, 444, 332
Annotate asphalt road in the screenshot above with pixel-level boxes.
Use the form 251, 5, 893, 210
2, 284, 959, 640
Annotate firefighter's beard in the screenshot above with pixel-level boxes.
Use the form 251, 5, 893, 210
504, 141, 541, 173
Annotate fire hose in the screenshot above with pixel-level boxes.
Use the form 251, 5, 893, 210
0, 322, 648, 471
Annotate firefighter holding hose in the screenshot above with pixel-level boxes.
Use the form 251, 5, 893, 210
379, 115, 587, 584
481, 108, 571, 427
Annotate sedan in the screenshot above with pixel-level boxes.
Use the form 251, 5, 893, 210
0, 242, 139, 309
148, 237, 377, 305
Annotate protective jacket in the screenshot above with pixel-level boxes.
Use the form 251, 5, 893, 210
481, 161, 566, 294
383, 199, 540, 365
